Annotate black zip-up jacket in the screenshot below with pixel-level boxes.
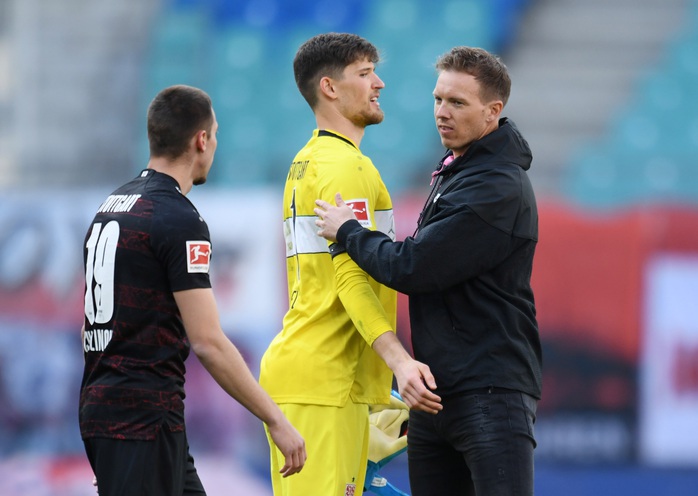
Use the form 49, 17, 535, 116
335, 118, 542, 399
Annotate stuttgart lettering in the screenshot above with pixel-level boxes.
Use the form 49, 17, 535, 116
287, 160, 309, 181
97, 194, 141, 213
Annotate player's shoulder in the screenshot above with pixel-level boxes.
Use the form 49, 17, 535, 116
313, 142, 376, 177
156, 193, 203, 228
137, 175, 206, 231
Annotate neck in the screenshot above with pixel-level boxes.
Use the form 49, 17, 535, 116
147, 156, 194, 195
315, 109, 365, 147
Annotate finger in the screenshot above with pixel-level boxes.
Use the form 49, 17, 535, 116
416, 384, 442, 406
418, 382, 441, 400
416, 364, 438, 390
417, 390, 443, 411
405, 391, 441, 412
415, 402, 442, 414
291, 450, 303, 472
315, 199, 331, 209
404, 386, 442, 413
291, 451, 300, 473
423, 375, 438, 390
334, 192, 345, 207
281, 454, 301, 477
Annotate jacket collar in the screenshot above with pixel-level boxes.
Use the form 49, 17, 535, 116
430, 117, 532, 183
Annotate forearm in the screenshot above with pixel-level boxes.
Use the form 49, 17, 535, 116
193, 337, 285, 427
371, 328, 443, 414
333, 252, 395, 345
176, 288, 305, 473
340, 210, 513, 293
370, 331, 412, 373
336, 220, 418, 293
176, 288, 285, 426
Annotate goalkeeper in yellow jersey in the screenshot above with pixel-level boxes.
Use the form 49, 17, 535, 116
260, 33, 442, 496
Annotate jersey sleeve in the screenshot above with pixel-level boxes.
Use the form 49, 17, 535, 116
151, 195, 212, 292
316, 150, 395, 345
332, 252, 394, 345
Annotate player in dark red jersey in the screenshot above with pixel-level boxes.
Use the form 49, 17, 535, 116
80, 85, 306, 495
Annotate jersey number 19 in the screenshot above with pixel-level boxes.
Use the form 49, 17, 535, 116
84, 221, 119, 325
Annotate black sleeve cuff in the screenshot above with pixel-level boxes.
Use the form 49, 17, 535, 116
336, 219, 363, 245
328, 243, 346, 258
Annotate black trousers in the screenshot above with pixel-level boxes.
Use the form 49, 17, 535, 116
83, 428, 206, 496
408, 390, 537, 496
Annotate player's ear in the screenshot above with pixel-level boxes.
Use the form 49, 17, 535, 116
194, 130, 207, 152
319, 76, 337, 101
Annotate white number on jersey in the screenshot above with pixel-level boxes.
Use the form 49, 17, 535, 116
84, 220, 119, 325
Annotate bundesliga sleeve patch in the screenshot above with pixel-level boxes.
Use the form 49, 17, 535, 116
345, 198, 372, 228
186, 241, 211, 273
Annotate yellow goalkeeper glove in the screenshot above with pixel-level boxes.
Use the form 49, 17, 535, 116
365, 391, 410, 496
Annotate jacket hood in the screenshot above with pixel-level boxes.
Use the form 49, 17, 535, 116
436, 117, 533, 177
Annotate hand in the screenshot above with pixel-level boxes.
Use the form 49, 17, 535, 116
314, 193, 357, 242
372, 333, 442, 415
393, 359, 442, 415
267, 419, 307, 477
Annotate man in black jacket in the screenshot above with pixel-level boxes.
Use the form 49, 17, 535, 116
314, 46, 541, 496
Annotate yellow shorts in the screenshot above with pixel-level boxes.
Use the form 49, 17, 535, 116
266, 401, 369, 496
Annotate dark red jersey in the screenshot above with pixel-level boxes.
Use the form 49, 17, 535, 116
80, 169, 212, 440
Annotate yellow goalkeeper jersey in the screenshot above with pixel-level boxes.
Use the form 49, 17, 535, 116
260, 129, 397, 407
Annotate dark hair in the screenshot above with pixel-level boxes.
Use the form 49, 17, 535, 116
147, 85, 214, 159
436, 46, 511, 106
293, 32, 380, 109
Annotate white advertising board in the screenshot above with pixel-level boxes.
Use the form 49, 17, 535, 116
640, 254, 698, 466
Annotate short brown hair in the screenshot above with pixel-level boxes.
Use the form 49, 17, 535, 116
147, 85, 214, 159
436, 46, 511, 106
293, 32, 380, 109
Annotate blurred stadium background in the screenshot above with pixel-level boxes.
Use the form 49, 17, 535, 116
1, 0, 698, 494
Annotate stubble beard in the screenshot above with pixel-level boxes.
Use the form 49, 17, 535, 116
353, 108, 384, 128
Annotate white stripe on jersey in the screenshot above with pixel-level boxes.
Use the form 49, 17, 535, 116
284, 209, 395, 257
375, 210, 396, 242
285, 216, 327, 257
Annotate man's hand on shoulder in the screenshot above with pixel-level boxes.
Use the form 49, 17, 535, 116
314, 193, 357, 242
